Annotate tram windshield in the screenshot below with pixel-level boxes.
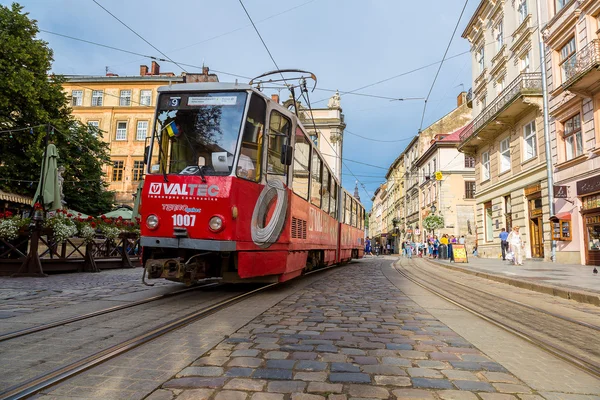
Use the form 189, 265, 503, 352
154, 91, 248, 176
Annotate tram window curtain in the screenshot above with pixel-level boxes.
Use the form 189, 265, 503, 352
322, 169, 331, 214
345, 193, 351, 224
311, 150, 322, 208
351, 199, 357, 228
267, 110, 290, 180
292, 128, 310, 199
238, 94, 266, 182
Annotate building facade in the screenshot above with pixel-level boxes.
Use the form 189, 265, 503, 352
404, 92, 472, 243
460, 0, 551, 260
545, 0, 600, 265
415, 124, 477, 243
384, 154, 405, 252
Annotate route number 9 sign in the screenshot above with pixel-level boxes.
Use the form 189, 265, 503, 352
452, 244, 468, 263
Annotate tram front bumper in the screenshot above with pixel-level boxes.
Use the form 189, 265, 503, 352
140, 236, 237, 252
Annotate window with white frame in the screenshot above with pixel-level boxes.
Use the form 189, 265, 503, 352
116, 122, 127, 141
140, 90, 152, 106
560, 37, 576, 82
92, 90, 103, 106
136, 121, 148, 141
120, 90, 132, 106
555, 0, 567, 13
432, 158, 436, 173
500, 137, 511, 172
563, 113, 583, 160
87, 121, 99, 136
495, 20, 504, 52
520, 52, 530, 73
518, 0, 528, 24
482, 151, 490, 180
71, 90, 83, 106
523, 120, 537, 160
477, 46, 485, 73
480, 94, 487, 109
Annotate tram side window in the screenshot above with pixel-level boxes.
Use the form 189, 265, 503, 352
237, 94, 266, 182
311, 150, 322, 208
345, 193, 351, 224
267, 111, 291, 180
292, 128, 310, 200
330, 180, 338, 218
352, 199, 357, 227
360, 206, 364, 230
322, 169, 330, 214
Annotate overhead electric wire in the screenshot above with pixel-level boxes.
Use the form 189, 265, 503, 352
91, 0, 188, 73
418, 0, 470, 131
345, 129, 414, 143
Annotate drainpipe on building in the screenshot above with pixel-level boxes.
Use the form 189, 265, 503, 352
536, 0, 556, 262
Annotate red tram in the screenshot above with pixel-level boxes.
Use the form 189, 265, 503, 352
140, 82, 365, 284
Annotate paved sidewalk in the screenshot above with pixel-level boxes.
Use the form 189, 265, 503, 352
417, 255, 600, 305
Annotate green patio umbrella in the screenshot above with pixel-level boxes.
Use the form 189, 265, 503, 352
32, 143, 61, 211
101, 208, 133, 220
132, 180, 143, 220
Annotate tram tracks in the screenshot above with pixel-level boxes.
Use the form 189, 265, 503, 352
395, 259, 600, 378
0, 264, 341, 400
0, 282, 222, 342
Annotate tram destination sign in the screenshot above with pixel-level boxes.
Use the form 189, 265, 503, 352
577, 175, 600, 196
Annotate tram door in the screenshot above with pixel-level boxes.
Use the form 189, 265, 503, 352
266, 110, 292, 184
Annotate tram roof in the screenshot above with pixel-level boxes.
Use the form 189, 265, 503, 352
158, 82, 254, 93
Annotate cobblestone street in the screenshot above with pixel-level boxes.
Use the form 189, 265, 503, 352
133, 258, 598, 400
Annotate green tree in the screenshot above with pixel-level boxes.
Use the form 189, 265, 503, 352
0, 3, 114, 215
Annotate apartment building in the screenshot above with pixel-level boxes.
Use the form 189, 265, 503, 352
545, 0, 600, 265
414, 124, 477, 243
383, 154, 405, 252
403, 92, 472, 244
62, 63, 218, 205
369, 185, 386, 246
460, 0, 551, 260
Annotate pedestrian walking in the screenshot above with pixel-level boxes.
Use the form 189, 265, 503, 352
406, 241, 413, 258
432, 235, 440, 258
386, 243, 391, 255
499, 228, 509, 260
507, 226, 524, 265
459, 235, 465, 245
365, 237, 372, 256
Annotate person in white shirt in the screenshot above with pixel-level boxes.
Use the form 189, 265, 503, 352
237, 153, 256, 180
507, 226, 524, 265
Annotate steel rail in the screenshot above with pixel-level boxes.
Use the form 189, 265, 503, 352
0, 282, 222, 342
418, 259, 600, 331
394, 262, 600, 379
0, 263, 343, 400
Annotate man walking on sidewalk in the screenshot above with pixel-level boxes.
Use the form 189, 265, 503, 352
507, 226, 524, 265
499, 228, 509, 260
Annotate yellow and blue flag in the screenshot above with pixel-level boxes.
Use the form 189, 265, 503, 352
165, 121, 180, 137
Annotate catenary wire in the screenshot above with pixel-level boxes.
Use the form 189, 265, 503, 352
419, 0, 470, 131
91, 0, 188, 73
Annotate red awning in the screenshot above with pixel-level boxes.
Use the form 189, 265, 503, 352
550, 212, 571, 221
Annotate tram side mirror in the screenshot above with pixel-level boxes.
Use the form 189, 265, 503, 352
143, 146, 150, 164
281, 144, 293, 166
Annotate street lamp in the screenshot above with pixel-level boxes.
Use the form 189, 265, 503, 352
430, 204, 437, 214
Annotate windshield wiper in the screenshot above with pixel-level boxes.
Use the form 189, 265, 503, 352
198, 166, 207, 183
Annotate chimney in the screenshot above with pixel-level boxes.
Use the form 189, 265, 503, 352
151, 61, 160, 75
140, 65, 148, 76
271, 94, 280, 104
457, 91, 467, 107
202, 66, 209, 75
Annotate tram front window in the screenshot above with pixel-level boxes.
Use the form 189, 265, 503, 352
155, 92, 247, 176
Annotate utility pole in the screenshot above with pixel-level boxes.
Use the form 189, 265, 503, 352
535, 0, 556, 262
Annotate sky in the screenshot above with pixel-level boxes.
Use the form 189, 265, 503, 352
8, 0, 480, 210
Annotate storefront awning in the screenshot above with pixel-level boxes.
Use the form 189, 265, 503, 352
0, 190, 32, 206
549, 212, 571, 222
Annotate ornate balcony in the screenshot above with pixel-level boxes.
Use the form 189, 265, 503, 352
562, 39, 600, 96
459, 73, 542, 152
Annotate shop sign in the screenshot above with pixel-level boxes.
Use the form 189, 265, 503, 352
577, 175, 600, 196
452, 244, 468, 263
524, 183, 542, 196
554, 186, 568, 199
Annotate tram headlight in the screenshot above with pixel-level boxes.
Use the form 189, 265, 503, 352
209, 216, 224, 232
146, 214, 159, 230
